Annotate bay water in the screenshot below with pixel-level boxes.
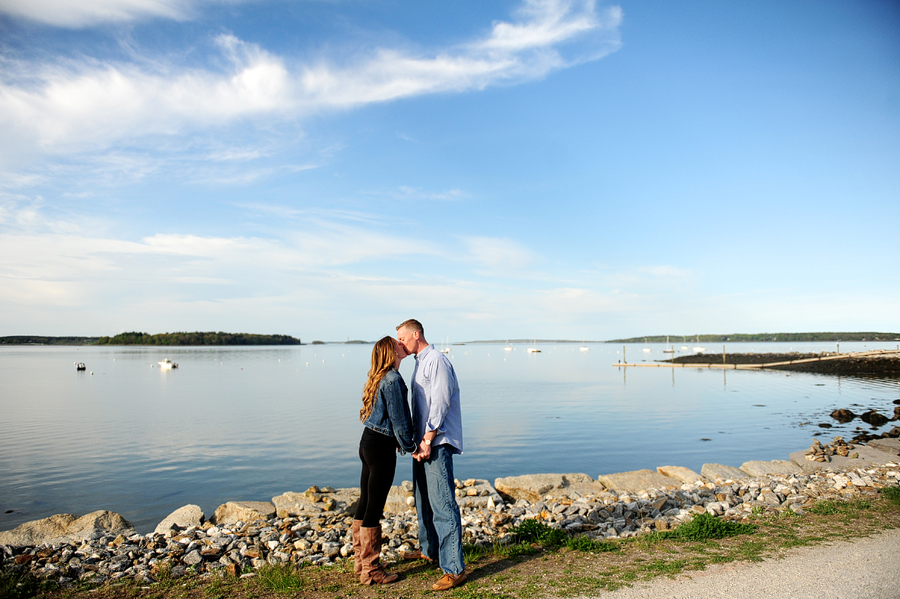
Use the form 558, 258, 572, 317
1, 341, 898, 534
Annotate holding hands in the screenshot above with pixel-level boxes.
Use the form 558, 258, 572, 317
412, 437, 432, 462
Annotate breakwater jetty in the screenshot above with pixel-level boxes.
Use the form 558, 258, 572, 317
615, 349, 900, 376
2, 438, 899, 588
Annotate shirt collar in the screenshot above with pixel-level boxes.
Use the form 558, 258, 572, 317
415, 344, 435, 361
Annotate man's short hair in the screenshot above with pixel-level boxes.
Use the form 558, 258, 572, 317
396, 319, 424, 336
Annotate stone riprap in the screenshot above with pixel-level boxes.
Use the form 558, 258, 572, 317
2, 452, 899, 587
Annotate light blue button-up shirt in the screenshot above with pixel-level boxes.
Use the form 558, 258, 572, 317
411, 344, 463, 454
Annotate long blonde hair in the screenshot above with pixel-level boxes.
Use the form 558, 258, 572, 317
360, 336, 397, 422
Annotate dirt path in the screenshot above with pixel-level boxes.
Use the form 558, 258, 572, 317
586, 528, 900, 599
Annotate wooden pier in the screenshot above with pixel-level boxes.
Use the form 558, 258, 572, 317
613, 349, 900, 370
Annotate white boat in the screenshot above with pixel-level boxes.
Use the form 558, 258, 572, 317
158, 358, 178, 369
693, 347, 705, 353
504, 341, 513, 351
526, 339, 541, 353
439, 338, 451, 354
642, 348, 652, 353
75, 362, 86, 371
579, 339, 590, 352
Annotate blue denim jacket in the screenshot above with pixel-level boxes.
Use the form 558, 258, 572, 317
363, 369, 417, 454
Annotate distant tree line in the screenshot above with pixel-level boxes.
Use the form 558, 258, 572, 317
95, 331, 301, 345
0, 336, 100, 345
608, 332, 900, 343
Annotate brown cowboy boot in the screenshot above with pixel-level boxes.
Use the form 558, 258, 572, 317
351, 519, 363, 577
358, 526, 398, 585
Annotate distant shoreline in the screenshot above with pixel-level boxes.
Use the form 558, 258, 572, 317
2, 331, 899, 346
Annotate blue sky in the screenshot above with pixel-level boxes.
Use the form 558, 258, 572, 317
1, 0, 898, 342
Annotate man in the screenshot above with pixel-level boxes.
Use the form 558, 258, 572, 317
396, 319, 466, 591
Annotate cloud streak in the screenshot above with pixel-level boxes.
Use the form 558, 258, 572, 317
0, 0, 199, 27
0, 0, 622, 167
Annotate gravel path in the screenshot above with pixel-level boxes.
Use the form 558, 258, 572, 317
588, 528, 900, 599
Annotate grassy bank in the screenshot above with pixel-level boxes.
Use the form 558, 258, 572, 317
6, 487, 899, 599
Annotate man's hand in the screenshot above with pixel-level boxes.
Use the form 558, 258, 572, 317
414, 440, 432, 461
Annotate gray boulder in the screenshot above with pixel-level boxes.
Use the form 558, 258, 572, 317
740, 460, 803, 477
789, 444, 900, 473
455, 479, 506, 509
272, 488, 359, 518
656, 465, 704, 484
212, 501, 275, 525
494, 473, 600, 503
596, 469, 679, 493
701, 463, 749, 482
0, 511, 135, 547
154, 504, 205, 535
384, 483, 415, 514
866, 438, 900, 456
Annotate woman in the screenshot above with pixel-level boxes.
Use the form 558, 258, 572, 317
353, 336, 417, 585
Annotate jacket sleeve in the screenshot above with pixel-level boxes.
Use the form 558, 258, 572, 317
384, 378, 417, 453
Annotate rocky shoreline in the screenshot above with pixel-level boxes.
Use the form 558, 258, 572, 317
2, 437, 899, 589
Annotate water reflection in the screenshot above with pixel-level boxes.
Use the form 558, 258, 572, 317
1, 342, 898, 533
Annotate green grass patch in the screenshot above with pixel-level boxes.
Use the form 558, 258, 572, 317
0, 569, 56, 599
655, 513, 756, 542
564, 535, 621, 553
256, 563, 306, 593
808, 498, 873, 516
882, 486, 900, 505
642, 558, 687, 576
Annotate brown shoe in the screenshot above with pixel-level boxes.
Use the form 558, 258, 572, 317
432, 571, 467, 591
399, 549, 433, 563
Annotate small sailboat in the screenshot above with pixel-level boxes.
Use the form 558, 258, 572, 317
503, 340, 513, 351
663, 335, 674, 353
579, 339, 590, 352
440, 338, 451, 354
158, 358, 178, 369
692, 334, 704, 353
526, 338, 541, 353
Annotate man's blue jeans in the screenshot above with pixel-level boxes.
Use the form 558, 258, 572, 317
412, 444, 465, 576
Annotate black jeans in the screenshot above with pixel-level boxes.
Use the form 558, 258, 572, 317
355, 427, 397, 527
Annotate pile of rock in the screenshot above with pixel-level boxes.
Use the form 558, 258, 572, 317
805, 437, 858, 462
3, 461, 899, 587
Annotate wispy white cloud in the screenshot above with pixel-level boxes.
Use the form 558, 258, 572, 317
0, 1, 622, 167
390, 186, 470, 201
463, 236, 535, 271
0, 0, 200, 27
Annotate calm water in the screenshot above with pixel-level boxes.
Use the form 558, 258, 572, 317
2, 341, 899, 533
